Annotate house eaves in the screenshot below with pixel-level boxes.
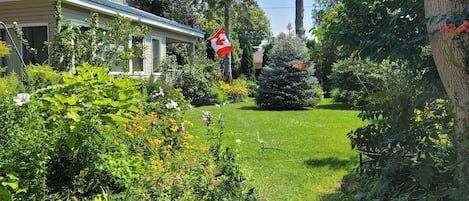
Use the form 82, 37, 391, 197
63, 0, 205, 38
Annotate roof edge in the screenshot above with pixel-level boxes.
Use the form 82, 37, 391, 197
63, 0, 205, 38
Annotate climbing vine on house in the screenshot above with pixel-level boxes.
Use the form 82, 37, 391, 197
50, 0, 149, 72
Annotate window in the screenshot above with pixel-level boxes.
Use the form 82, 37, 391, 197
22, 26, 48, 65
130, 37, 144, 73
152, 38, 161, 73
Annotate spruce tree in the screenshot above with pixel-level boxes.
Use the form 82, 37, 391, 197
256, 33, 318, 110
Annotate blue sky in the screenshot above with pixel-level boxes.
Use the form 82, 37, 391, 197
257, 0, 318, 38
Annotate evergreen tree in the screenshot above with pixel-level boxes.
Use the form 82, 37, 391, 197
256, 33, 318, 110
240, 42, 254, 80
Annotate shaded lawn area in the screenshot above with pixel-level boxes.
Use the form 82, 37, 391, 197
185, 98, 364, 201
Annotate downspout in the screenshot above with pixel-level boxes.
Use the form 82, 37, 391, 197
0, 21, 27, 68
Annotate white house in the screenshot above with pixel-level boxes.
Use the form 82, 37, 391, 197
0, 0, 204, 77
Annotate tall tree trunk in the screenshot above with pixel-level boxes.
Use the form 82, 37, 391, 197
425, 0, 469, 189
295, 0, 305, 39
224, 0, 233, 83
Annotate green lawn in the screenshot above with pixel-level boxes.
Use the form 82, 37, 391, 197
185, 98, 364, 201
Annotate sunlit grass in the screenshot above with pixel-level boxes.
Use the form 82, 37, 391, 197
185, 98, 364, 201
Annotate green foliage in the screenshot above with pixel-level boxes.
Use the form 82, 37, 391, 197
34, 63, 142, 197
23, 64, 62, 91
0, 60, 256, 199
344, 67, 455, 199
0, 72, 23, 96
131, 148, 256, 200
168, 53, 222, 106
0, 41, 10, 58
329, 57, 398, 106
233, 0, 271, 46
256, 33, 319, 110
211, 79, 249, 104
0, 174, 26, 201
240, 42, 255, 80
52, 2, 149, 72
0, 92, 51, 200
128, 0, 197, 27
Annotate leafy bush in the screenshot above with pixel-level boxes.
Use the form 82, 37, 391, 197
256, 33, 319, 110
51, 7, 149, 72
23, 64, 62, 91
0, 94, 51, 200
329, 57, 397, 106
0, 40, 10, 58
0, 72, 23, 96
343, 67, 456, 200
168, 53, 222, 106
0, 62, 256, 200
211, 78, 249, 104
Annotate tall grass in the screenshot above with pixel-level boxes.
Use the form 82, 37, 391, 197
185, 98, 363, 201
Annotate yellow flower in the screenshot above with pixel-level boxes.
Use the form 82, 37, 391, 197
72, 196, 78, 201
184, 120, 194, 127
125, 131, 134, 138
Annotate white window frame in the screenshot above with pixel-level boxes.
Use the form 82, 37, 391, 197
128, 35, 145, 75
151, 36, 163, 75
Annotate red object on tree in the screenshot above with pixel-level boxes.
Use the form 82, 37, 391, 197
292, 62, 306, 70
208, 27, 234, 58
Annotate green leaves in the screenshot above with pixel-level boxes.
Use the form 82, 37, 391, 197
0, 174, 26, 201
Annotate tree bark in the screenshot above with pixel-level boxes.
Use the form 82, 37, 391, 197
425, 0, 469, 186
224, 0, 233, 83
295, 0, 305, 39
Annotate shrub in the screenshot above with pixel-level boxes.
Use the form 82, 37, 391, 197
0, 72, 23, 96
0, 62, 256, 200
211, 78, 249, 104
23, 64, 62, 91
343, 65, 456, 200
168, 53, 222, 106
256, 33, 319, 110
0, 90, 51, 200
329, 57, 397, 106
240, 42, 255, 80
0, 40, 10, 58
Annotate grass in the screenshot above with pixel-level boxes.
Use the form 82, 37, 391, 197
185, 98, 364, 201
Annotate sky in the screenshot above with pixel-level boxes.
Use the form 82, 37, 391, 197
257, 0, 318, 38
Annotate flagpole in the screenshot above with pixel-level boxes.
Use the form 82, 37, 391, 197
224, 0, 232, 84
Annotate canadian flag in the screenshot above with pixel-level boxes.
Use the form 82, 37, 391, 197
208, 27, 234, 58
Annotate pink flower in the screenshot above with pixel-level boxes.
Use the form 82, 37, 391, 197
333, 11, 339, 17
153, 86, 164, 97
202, 111, 212, 121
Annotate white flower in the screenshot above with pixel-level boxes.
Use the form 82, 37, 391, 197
235, 139, 241, 144
14, 93, 30, 106
165, 100, 179, 109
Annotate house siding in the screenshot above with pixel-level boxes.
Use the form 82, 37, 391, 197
0, 0, 56, 38
0, 0, 203, 79
0, 0, 55, 75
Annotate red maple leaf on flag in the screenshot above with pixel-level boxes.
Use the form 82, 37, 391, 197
208, 27, 234, 57
216, 38, 226, 46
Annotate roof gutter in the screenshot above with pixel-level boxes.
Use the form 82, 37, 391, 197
63, 0, 204, 38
